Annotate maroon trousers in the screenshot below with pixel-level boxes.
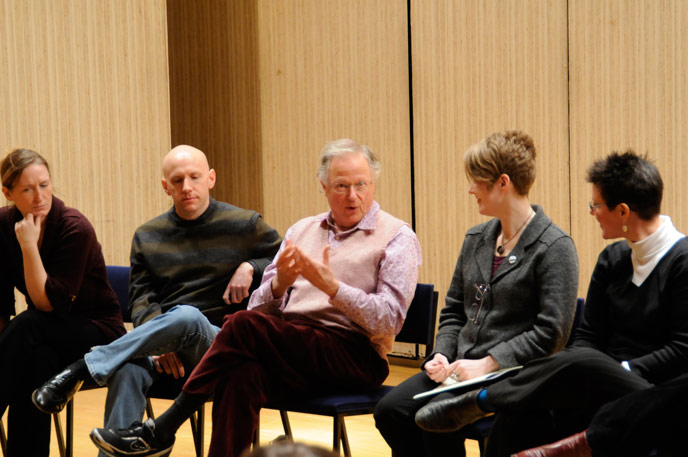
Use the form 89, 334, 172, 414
182, 310, 389, 457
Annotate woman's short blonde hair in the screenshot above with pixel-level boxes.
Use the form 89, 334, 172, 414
464, 130, 536, 196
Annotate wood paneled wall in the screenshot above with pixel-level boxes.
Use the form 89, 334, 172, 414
168, 0, 413, 236
569, 0, 688, 292
4, 0, 688, 327
167, 0, 264, 215
411, 0, 571, 302
1, 0, 171, 269
255, 0, 412, 234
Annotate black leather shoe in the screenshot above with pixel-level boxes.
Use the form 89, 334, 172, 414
32, 367, 84, 414
415, 389, 489, 432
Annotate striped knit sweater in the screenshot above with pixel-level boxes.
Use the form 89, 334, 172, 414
129, 198, 282, 327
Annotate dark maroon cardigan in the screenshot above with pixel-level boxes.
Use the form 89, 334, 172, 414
0, 196, 125, 341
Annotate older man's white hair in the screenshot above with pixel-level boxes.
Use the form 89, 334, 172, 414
316, 138, 381, 184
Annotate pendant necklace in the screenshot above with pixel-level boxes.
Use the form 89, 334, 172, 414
496, 210, 534, 255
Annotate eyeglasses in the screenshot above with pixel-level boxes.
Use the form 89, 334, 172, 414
589, 201, 604, 211
330, 181, 371, 195
468, 283, 490, 324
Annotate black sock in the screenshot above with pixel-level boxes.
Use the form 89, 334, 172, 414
153, 392, 209, 442
66, 358, 94, 383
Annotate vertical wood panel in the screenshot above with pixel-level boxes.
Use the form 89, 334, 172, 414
0, 0, 171, 268
411, 0, 570, 307
167, 0, 264, 215
256, 0, 412, 235
569, 0, 688, 297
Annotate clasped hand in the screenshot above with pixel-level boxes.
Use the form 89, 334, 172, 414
271, 239, 339, 298
424, 353, 499, 383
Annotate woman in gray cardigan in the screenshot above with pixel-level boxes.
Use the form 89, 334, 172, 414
374, 130, 579, 457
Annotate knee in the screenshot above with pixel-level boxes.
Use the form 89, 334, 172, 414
221, 309, 266, 334
107, 361, 154, 393
2, 309, 43, 334
165, 305, 209, 332
374, 393, 402, 428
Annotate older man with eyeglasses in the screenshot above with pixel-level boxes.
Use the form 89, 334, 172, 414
89, 138, 422, 457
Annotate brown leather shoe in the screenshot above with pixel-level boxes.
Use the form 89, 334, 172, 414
511, 430, 592, 457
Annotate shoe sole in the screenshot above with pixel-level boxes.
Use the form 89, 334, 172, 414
90, 429, 174, 457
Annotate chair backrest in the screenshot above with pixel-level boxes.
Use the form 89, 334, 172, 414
394, 283, 439, 356
106, 265, 131, 323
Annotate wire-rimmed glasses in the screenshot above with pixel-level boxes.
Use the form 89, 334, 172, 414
589, 201, 604, 211
330, 181, 371, 195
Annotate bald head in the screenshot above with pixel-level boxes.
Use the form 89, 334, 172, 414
162, 145, 210, 178
161, 145, 216, 220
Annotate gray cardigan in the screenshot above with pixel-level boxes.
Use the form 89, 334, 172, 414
432, 205, 579, 368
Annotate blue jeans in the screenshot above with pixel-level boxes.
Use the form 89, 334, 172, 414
83, 305, 220, 455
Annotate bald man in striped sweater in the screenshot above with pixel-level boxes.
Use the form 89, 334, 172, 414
32, 145, 282, 457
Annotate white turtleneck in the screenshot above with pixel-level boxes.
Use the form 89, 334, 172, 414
627, 215, 685, 286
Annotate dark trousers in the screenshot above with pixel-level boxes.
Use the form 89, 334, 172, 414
587, 371, 688, 457
483, 347, 652, 457
182, 310, 389, 457
374, 370, 470, 457
0, 309, 109, 457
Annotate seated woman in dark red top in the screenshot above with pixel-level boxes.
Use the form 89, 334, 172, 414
0, 148, 125, 457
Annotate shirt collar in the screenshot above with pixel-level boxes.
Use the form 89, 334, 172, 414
317, 200, 380, 234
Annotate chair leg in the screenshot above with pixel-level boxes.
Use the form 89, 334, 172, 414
333, 415, 351, 457
279, 410, 293, 439
145, 399, 155, 420
253, 420, 260, 448
340, 417, 351, 457
332, 415, 341, 455
479, 436, 488, 456
1, 415, 7, 456
195, 404, 205, 457
188, 405, 205, 457
66, 399, 74, 457
53, 410, 67, 457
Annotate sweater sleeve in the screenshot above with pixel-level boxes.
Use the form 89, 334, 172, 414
42, 216, 96, 313
244, 214, 282, 281
128, 231, 163, 327
573, 249, 611, 351
430, 244, 468, 362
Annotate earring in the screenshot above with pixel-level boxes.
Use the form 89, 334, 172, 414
623, 225, 628, 233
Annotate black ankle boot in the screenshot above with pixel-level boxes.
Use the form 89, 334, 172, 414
32, 359, 88, 414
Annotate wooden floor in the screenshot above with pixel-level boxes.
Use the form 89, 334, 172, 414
4, 364, 481, 456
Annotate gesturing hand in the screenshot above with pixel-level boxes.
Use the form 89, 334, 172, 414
271, 240, 302, 298
297, 244, 339, 297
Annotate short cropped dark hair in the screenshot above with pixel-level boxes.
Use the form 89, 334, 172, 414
586, 149, 662, 220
